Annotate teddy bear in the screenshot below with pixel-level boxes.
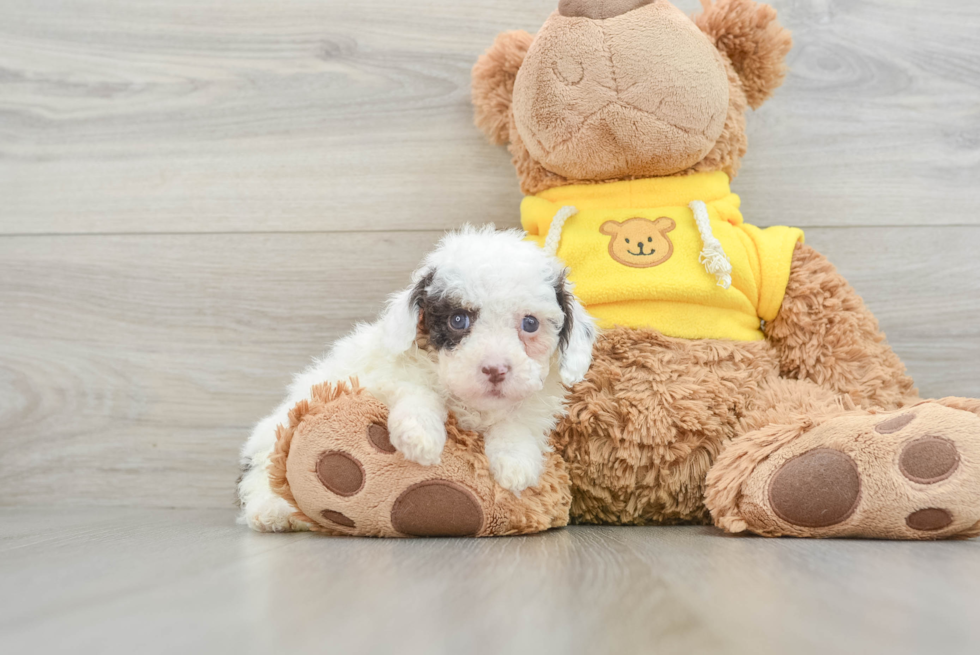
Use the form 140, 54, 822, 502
269, 0, 980, 539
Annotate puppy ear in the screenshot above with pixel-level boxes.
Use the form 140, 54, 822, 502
694, 0, 793, 109
555, 272, 597, 386
381, 271, 432, 355
471, 30, 534, 145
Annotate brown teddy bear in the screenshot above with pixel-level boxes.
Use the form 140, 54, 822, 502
270, 0, 980, 539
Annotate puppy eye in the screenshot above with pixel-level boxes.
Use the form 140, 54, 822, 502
624, 238, 630, 244
522, 316, 539, 333
647, 237, 653, 242
448, 312, 470, 331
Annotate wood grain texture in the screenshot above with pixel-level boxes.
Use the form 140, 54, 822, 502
1, 0, 978, 509
0, 231, 441, 508
1, 510, 978, 655
3, 3, 979, 646
1, 0, 980, 234
0, 228, 977, 509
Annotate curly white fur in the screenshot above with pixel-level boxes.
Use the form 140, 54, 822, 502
238, 225, 597, 532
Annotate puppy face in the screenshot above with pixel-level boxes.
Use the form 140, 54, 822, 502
413, 273, 569, 414
382, 226, 597, 412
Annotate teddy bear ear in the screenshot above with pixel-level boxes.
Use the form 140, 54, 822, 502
599, 221, 621, 236
693, 0, 793, 110
471, 30, 534, 145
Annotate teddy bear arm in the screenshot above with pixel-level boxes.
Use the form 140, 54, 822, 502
764, 242, 917, 410
271, 382, 571, 537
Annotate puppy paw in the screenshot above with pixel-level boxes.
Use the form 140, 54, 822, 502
241, 494, 311, 533
488, 449, 545, 495
388, 410, 447, 466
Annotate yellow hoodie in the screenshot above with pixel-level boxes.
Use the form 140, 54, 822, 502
522, 172, 804, 342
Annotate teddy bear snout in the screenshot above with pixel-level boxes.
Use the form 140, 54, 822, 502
558, 0, 655, 21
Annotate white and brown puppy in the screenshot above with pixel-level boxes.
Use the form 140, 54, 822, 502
239, 225, 596, 532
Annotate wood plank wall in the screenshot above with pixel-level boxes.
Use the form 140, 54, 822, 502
1, 0, 978, 508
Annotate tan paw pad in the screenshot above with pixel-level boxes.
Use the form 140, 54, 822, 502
875, 413, 916, 434
367, 423, 396, 453
899, 437, 959, 484
316, 451, 365, 496
390, 480, 485, 537
320, 509, 356, 528
768, 449, 861, 528
906, 508, 954, 532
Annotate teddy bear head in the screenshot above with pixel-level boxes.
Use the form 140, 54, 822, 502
472, 0, 792, 195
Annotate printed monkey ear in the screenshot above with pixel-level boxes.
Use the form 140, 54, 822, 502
694, 0, 793, 109
600, 221, 622, 236
653, 217, 677, 233
472, 30, 534, 145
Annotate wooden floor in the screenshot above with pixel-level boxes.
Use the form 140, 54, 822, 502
1, 508, 978, 655
3, 0, 980, 651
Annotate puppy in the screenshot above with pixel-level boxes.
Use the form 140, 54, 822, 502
238, 225, 597, 532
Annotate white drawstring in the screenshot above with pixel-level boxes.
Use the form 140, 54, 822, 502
690, 200, 732, 289
544, 206, 578, 257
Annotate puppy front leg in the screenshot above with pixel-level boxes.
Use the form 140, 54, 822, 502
387, 387, 448, 466
485, 420, 548, 494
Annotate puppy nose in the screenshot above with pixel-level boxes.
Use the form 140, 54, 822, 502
558, 0, 654, 20
482, 365, 510, 385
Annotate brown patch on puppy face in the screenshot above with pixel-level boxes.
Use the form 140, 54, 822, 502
600, 217, 675, 268
410, 270, 480, 353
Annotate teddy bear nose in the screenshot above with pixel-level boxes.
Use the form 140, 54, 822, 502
558, 0, 654, 20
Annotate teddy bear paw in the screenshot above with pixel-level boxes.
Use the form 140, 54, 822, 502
272, 388, 486, 537
269, 383, 572, 538
729, 401, 980, 539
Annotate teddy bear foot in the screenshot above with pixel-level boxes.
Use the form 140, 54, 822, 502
268, 381, 571, 537
706, 400, 980, 540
